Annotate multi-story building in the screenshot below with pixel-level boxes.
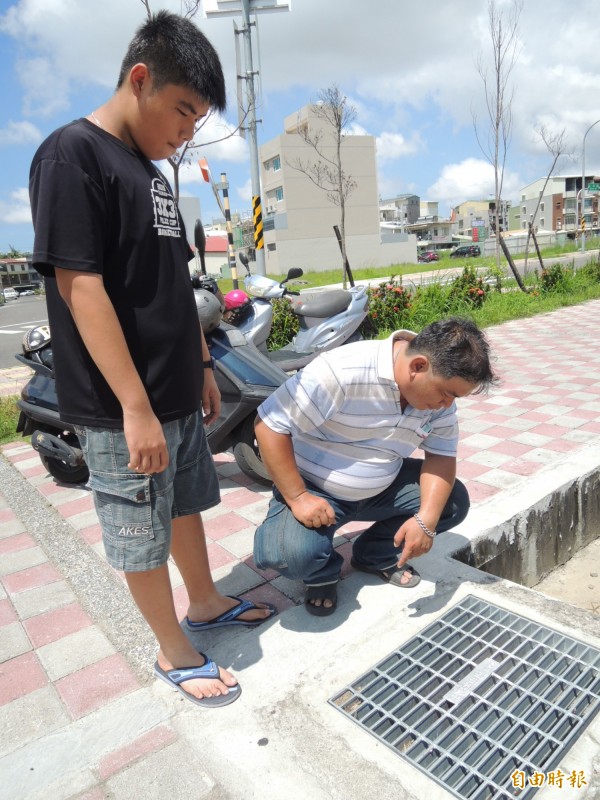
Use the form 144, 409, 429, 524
0, 257, 40, 291
404, 201, 454, 249
451, 199, 511, 243
259, 104, 416, 273
518, 175, 599, 234
379, 194, 420, 229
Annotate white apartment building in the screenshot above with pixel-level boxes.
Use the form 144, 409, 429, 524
519, 175, 599, 234
259, 104, 416, 273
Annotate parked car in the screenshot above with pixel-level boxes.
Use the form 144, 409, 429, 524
417, 250, 440, 263
3, 288, 19, 300
450, 245, 481, 258
19, 290, 35, 296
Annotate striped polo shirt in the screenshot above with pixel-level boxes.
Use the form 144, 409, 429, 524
257, 330, 459, 501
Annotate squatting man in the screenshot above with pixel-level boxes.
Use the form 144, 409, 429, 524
253, 317, 497, 616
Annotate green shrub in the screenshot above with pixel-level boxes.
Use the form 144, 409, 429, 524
539, 264, 573, 293
0, 396, 21, 444
405, 283, 452, 329
364, 278, 413, 333
266, 297, 299, 350
448, 265, 490, 308
578, 259, 600, 284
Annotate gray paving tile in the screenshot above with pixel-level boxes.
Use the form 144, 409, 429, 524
0, 547, 47, 576
236, 498, 270, 526
494, 417, 538, 431
547, 415, 589, 430
464, 451, 513, 468
166, 559, 184, 589
46, 488, 89, 507
0, 621, 32, 662
218, 527, 255, 558
459, 433, 504, 449
11, 580, 77, 620
106, 739, 215, 800
521, 448, 563, 465
0, 685, 69, 759
471, 468, 525, 489
212, 561, 265, 595
64, 509, 100, 531
0, 688, 169, 800
36, 626, 115, 681
0, 517, 26, 538
511, 431, 553, 447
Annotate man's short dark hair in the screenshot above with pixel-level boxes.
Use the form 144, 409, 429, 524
117, 11, 226, 112
407, 317, 498, 393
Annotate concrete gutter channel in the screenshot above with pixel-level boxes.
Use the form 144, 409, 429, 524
2, 443, 600, 798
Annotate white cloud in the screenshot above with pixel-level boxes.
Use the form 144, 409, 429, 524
0, 187, 32, 224
376, 132, 422, 164
235, 178, 253, 207
0, 120, 41, 146
427, 158, 522, 211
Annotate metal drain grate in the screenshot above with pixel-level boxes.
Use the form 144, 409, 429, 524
329, 595, 600, 799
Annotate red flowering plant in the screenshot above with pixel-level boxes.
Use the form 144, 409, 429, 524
365, 277, 413, 333
448, 265, 490, 308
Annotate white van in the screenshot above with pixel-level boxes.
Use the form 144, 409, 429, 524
3, 288, 18, 300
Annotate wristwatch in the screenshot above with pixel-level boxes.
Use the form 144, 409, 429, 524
203, 357, 216, 371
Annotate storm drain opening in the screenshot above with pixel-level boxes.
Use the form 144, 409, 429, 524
329, 595, 600, 800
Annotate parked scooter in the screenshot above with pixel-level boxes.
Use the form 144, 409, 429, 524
15, 317, 287, 487
15, 227, 289, 487
224, 252, 369, 373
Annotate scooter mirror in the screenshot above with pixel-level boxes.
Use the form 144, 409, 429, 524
239, 252, 249, 268
194, 219, 207, 276
287, 267, 304, 281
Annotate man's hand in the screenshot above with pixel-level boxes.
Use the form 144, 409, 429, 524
394, 517, 434, 567
289, 491, 336, 529
201, 370, 221, 425
124, 408, 168, 474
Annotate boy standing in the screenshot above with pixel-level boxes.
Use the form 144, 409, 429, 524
29, 11, 274, 708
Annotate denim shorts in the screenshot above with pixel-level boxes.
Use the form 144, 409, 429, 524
78, 411, 220, 572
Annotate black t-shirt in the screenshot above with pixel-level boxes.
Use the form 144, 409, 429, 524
29, 119, 203, 427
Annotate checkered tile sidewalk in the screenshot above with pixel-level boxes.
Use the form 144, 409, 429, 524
2, 299, 600, 796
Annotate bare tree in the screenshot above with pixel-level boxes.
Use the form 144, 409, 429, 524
473, 0, 524, 288
286, 85, 358, 283
523, 126, 570, 273
140, 0, 201, 18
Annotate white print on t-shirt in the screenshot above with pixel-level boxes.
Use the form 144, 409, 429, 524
151, 176, 181, 238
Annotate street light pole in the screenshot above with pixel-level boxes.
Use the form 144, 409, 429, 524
580, 118, 600, 252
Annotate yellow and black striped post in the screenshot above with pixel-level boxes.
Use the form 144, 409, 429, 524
221, 172, 239, 289
253, 196, 264, 256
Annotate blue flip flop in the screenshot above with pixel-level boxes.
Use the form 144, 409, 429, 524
154, 654, 241, 708
184, 595, 277, 631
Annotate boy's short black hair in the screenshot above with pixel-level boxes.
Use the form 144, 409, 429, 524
117, 11, 226, 112
406, 317, 498, 394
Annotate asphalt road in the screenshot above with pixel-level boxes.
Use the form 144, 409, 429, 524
0, 294, 48, 369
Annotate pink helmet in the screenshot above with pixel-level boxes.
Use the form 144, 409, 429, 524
224, 289, 250, 310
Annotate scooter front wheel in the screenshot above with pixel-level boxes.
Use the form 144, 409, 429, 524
232, 415, 273, 487
39, 453, 89, 485
34, 428, 90, 485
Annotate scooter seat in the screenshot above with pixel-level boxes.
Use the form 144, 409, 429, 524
290, 290, 351, 319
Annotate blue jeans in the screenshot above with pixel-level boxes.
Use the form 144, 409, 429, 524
253, 458, 469, 585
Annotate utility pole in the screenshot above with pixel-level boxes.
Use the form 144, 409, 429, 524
238, 0, 264, 275
204, 0, 289, 277
580, 119, 600, 253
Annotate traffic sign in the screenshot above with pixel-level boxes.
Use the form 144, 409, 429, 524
587, 182, 600, 192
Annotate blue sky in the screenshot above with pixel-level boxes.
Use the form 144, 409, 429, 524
1, 0, 600, 253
